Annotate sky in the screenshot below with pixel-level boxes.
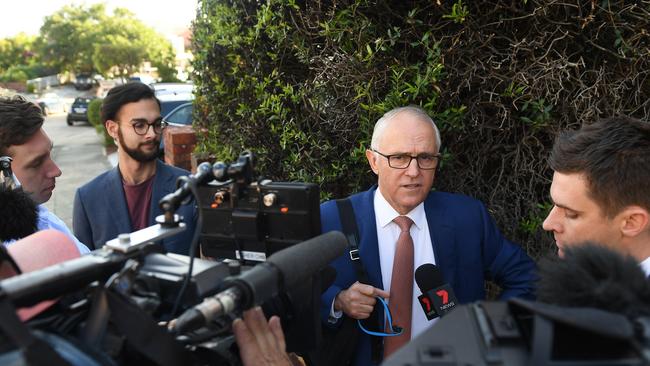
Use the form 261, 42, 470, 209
0, 0, 199, 39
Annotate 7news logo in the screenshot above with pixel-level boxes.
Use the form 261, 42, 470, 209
418, 289, 456, 320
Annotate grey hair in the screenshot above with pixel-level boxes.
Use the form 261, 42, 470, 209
370, 106, 441, 153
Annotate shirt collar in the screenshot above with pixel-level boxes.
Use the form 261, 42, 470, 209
640, 256, 650, 277
374, 188, 426, 230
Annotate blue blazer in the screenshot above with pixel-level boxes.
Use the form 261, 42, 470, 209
320, 186, 537, 366
72, 159, 196, 255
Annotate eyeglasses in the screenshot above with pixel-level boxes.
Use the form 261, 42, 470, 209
357, 296, 403, 337
371, 149, 440, 170
124, 118, 167, 135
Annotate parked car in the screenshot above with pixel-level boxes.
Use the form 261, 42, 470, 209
158, 93, 194, 155
74, 74, 96, 90
152, 83, 194, 98
129, 75, 157, 86
164, 102, 193, 127
35, 93, 67, 116
67, 96, 96, 126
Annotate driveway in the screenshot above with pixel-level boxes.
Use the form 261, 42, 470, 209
42, 113, 111, 229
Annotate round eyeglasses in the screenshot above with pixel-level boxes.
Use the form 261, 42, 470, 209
124, 118, 168, 135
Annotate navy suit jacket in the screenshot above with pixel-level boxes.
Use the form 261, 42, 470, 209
73, 159, 196, 254
320, 186, 537, 366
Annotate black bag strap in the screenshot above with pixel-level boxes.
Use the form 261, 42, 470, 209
336, 198, 368, 284
335, 198, 382, 364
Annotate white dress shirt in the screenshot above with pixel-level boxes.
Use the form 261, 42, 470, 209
640, 257, 650, 277
36, 205, 90, 255
374, 189, 437, 339
3, 205, 90, 256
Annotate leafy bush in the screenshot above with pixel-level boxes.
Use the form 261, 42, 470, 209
87, 98, 115, 148
0, 66, 28, 82
192, 0, 650, 259
87, 98, 102, 127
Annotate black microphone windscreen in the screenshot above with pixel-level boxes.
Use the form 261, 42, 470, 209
0, 186, 38, 242
415, 263, 444, 293
538, 243, 650, 320
319, 265, 337, 294
267, 231, 346, 289
195, 162, 213, 181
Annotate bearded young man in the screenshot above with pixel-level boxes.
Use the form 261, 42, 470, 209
73, 83, 195, 254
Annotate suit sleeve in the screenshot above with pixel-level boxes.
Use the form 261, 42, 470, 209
72, 188, 95, 250
478, 201, 537, 300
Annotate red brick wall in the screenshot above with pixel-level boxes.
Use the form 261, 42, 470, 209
163, 126, 197, 172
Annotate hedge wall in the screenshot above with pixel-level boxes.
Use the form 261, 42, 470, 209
191, 0, 650, 259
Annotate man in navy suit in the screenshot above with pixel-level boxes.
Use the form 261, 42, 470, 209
73, 83, 195, 254
320, 106, 536, 365
542, 116, 650, 273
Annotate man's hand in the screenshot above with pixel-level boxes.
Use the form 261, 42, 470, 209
334, 281, 390, 319
233, 307, 295, 366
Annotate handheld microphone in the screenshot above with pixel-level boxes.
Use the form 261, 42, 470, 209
159, 162, 214, 213
173, 230, 347, 333
415, 263, 459, 320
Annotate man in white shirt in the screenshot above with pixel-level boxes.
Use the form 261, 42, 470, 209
0, 96, 89, 254
319, 106, 536, 366
543, 116, 650, 275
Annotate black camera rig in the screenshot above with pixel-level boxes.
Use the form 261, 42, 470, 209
0, 152, 341, 366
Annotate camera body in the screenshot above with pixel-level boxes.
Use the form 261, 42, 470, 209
383, 299, 649, 366
0, 151, 328, 365
199, 180, 320, 262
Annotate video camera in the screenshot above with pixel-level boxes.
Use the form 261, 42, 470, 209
0, 152, 343, 366
195, 151, 321, 262
383, 298, 650, 366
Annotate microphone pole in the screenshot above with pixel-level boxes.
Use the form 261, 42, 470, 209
173, 231, 347, 333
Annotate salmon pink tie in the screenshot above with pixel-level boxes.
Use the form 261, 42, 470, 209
383, 215, 414, 358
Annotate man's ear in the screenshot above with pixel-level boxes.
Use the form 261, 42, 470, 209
619, 206, 650, 238
105, 120, 118, 140
366, 149, 378, 175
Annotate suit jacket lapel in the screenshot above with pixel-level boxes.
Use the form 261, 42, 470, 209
149, 160, 177, 225
356, 186, 384, 290
425, 193, 458, 288
106, 166, 132, 233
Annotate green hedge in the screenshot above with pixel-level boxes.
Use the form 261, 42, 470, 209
88, 98, 115, 148
191, 0, 650, 259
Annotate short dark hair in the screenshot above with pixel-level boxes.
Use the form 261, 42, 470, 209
101, 82, 160, 124
549, 116, 650, 217
0, 96, 44, 155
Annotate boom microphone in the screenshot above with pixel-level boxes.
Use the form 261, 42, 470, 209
0, 156, 37, 242
415, 263, 458, 320
173, 230, 347, 333
537, 242, 650, 319
0, 185, 38, 242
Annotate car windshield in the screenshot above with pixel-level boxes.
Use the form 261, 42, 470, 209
164, 104, 193, 125
160, 100, 191, 117
74, 97, 94, 104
